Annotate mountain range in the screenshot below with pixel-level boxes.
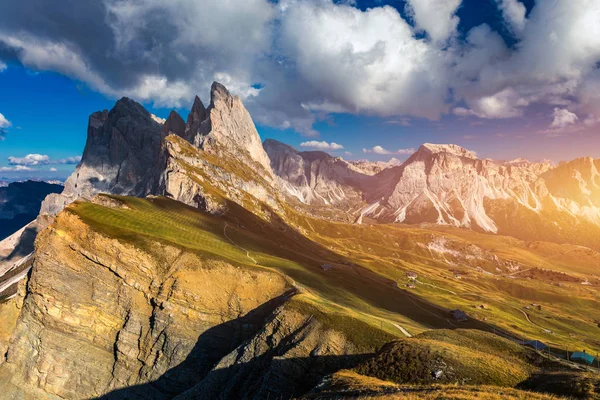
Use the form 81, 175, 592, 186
0, 82, 599, 399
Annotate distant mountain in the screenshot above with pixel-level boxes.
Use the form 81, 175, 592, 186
0, 180, 63, 240
264, 139, 370, 207
347, 157, 402, 175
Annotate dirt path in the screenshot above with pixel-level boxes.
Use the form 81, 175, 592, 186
223, 222, 259, 265
391, 323, 412, 338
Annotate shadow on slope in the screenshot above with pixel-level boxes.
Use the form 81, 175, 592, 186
97, 288, 370, 400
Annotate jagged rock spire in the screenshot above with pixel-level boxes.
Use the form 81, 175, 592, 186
183, 96, 209, 142
163, 110, 186, 138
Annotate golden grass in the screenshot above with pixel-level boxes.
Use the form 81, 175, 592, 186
304, 370, 563, 400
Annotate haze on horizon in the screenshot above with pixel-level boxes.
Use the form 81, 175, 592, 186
0, 0, 599, 181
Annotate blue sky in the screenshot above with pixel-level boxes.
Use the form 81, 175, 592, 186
1, 0, 599, 180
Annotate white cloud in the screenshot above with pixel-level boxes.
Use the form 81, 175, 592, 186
1, 0, 600, 138
300, 141, 344, 150
0, 113, 11, 128
0, 61, 6, 72
277, 1, 451, 121
59, 156, 82, 164
496, 0, 527, 35
0, 165, 33, 172
550, 108, 578, 129
453, 88, 528, 119
49, 167, 58, 172
405, 0, 462, 44
9, 154, 50, 166
363, 146, 415, 155
8, 154, 82, 166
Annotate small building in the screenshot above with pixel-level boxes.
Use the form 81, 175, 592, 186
320, 264, 333, 271
407, 272, 418, 280
407, 284, 416, 289
571, 352, 595, 365
450, 309, 468, 322
524, 340, 547, 351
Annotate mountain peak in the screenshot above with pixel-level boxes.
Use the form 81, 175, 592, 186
263, 139, 298, 154
210, 81, 233, 106
111, 97, 155, 123
419, 143, 477, 159
164, 110, 186, 137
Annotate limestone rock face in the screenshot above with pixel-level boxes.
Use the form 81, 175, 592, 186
183, 96, 210, 143
0, 208, 291, 399
263, 139, 370, 206
192, 83, 274, 180
360, 144, 555, 232
159, 135, 280, 217
164, 110, 186, 138
40, 99, 164, 216
177, 306, 364, 400
542, 157, 600, 225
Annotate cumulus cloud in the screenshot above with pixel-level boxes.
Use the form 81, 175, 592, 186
0, 60, 6, 72
8, 154, 81, 166
363, 146, 415, 155
405, 0, 462, 44
453, 88, 529, 119
8, 154, 49, 166
300, 141, 344, 150
0, 0, 599, 137
0, 165, 32, 172
551, 108, 578, 129
49, 167, 57, 172
495, 0, 527, 35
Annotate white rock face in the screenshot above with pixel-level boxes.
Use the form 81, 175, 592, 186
542, 157, 600, 226
192, 83, 274, 180
263, 139, 370, 206
360, 144, 555, 232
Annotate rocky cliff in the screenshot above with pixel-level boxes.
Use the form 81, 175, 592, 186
263, 139, 370, 207
360, 143, 553, 232
40, 100, 164, 216
0, 196, 381, 399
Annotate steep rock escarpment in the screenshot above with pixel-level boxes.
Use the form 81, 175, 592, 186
0, 200, 372, 399
41, 100, 164, 217
0, 209, 292, 399
159, 135, 281, 218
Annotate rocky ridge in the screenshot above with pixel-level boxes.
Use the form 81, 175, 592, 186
263, 139, 370, 207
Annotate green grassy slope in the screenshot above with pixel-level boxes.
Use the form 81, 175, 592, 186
70, 192, 600, 357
